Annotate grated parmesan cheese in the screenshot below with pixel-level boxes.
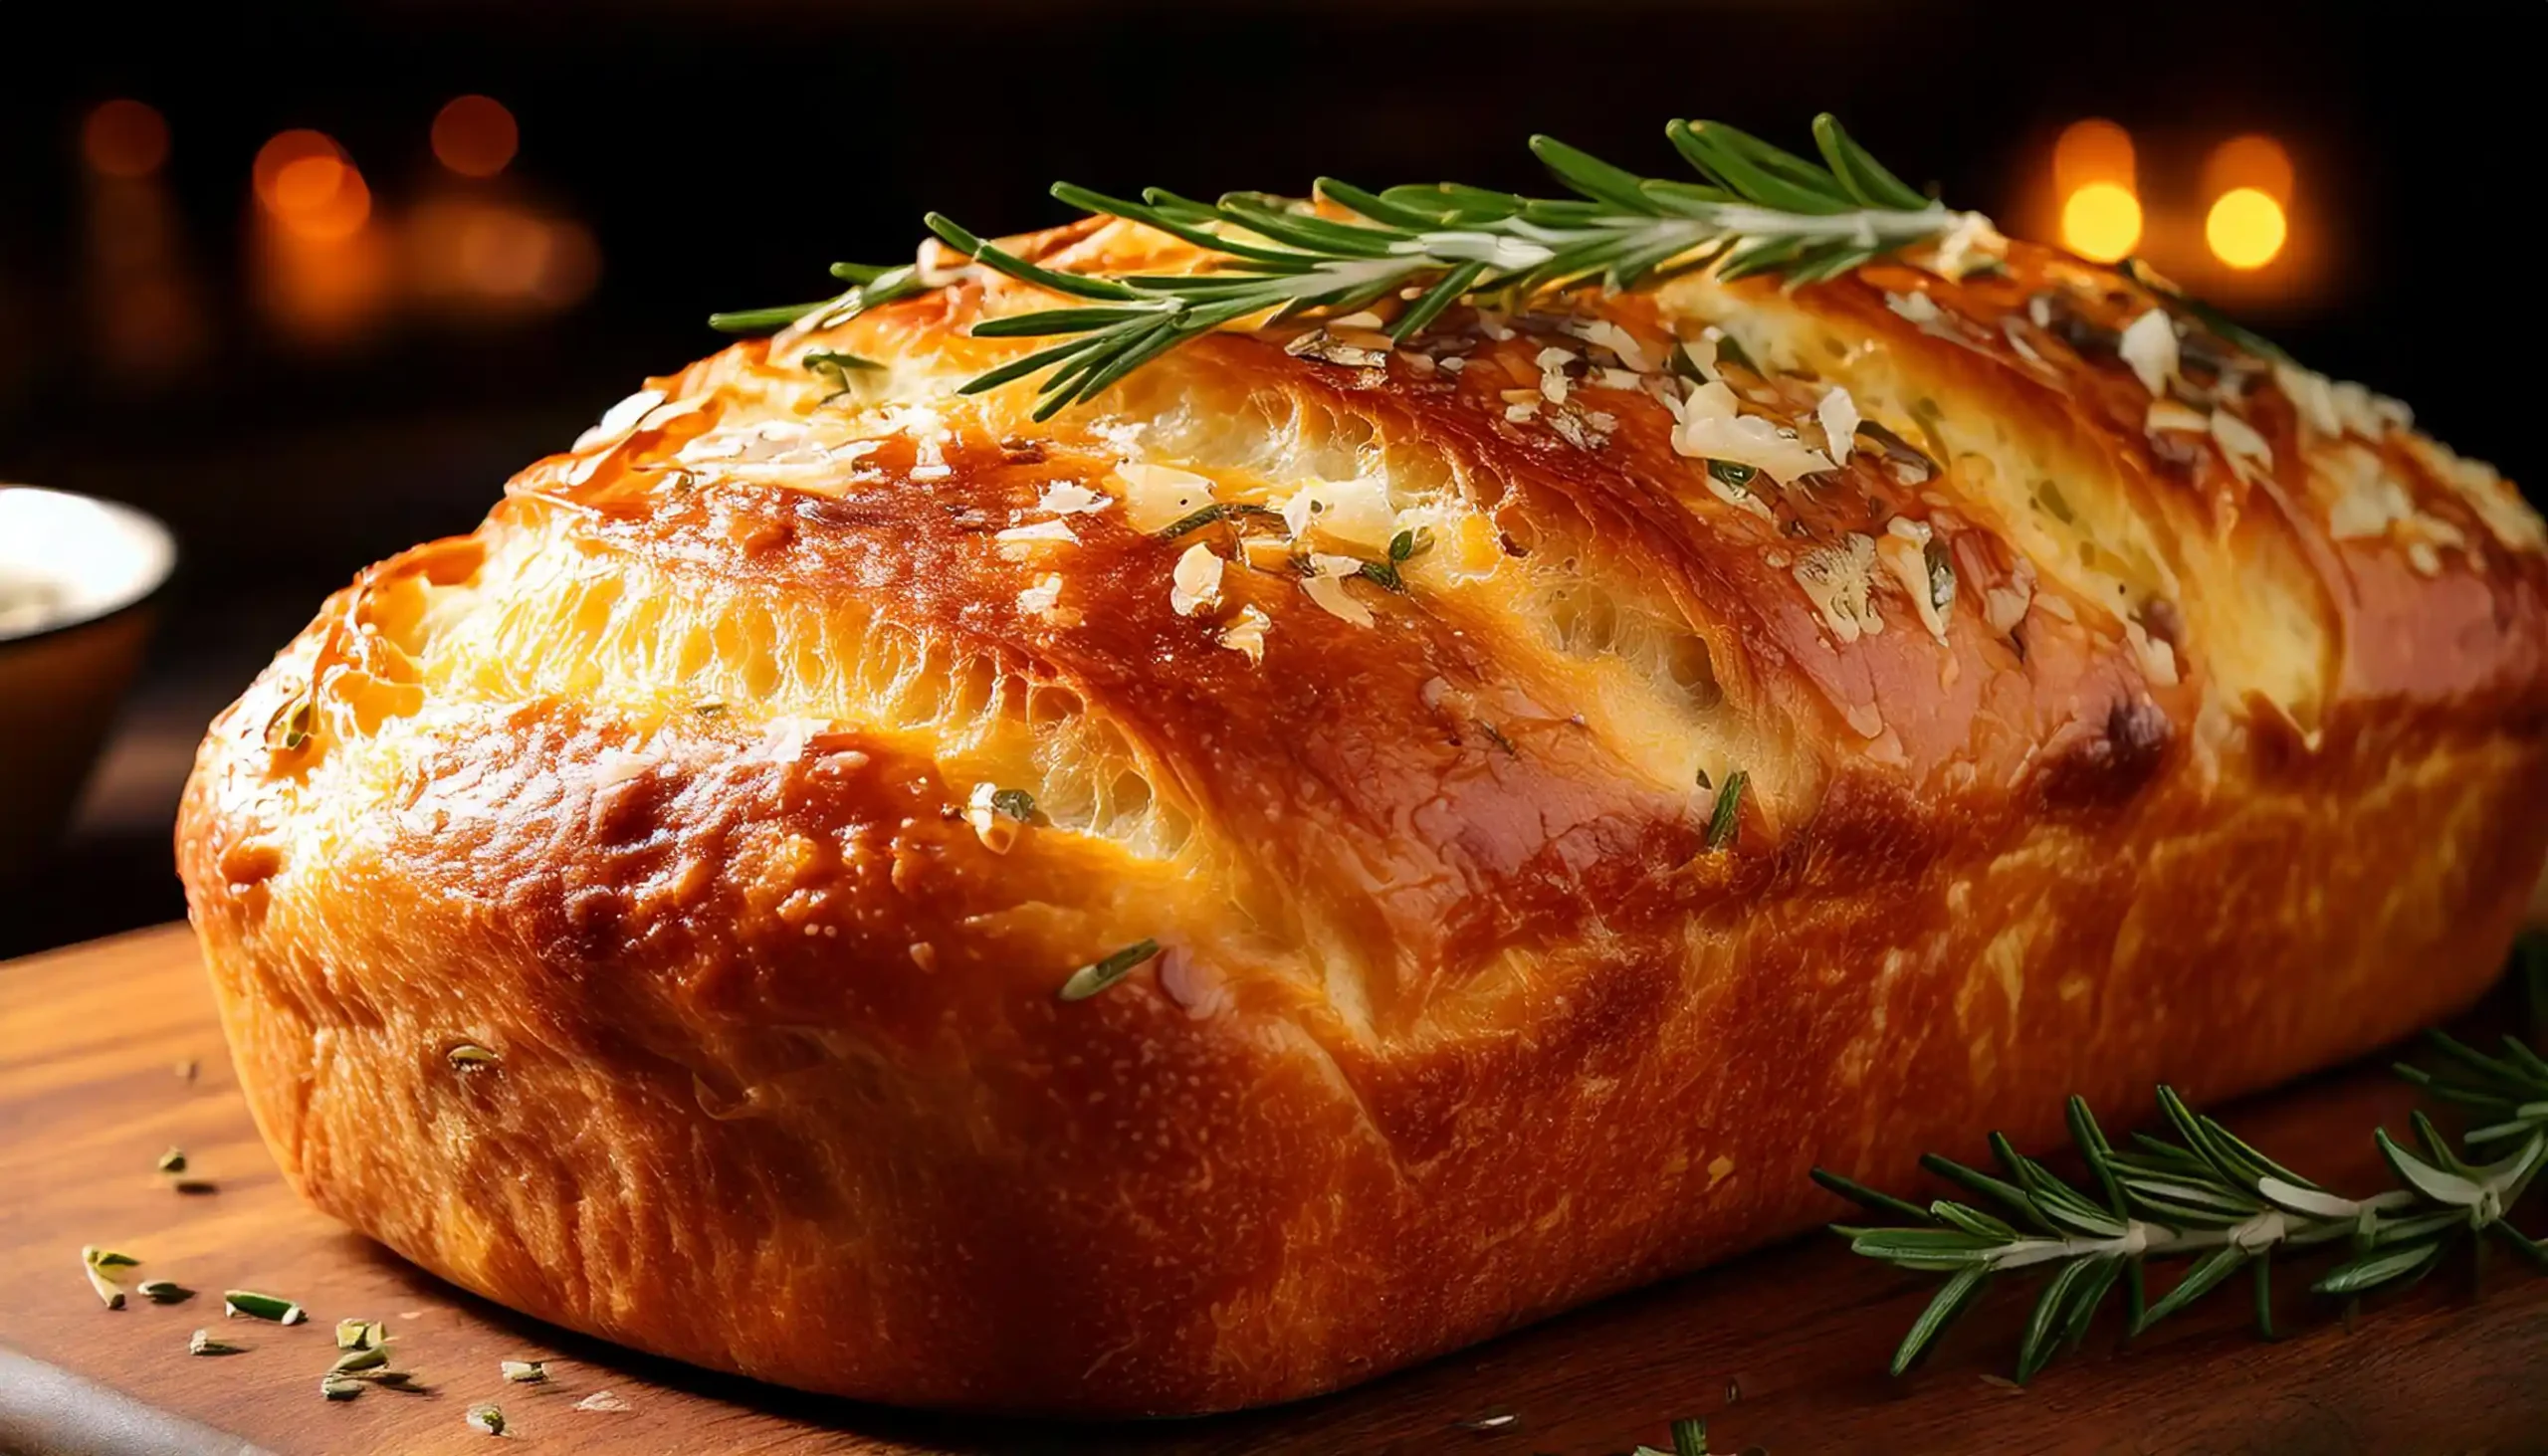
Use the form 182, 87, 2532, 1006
1036, 481, 1111, 516
964, 782, 1022, 854
1535, 346, 1576, 404
1301, 554, 1375, 627
1218, 603, 1271, 663
1667, 380, 1835, 484
1817, 385, 1860, 467
1925, 211, 2009, 281
2118, 310, 2180, 397
576, 388, 667, 451
1016, 574, 1065, 616
2123, 619, 2181, 687
1169, 542, 1224, 616
1876, 519, 1948, 641
1114, 462, 1217, 532
2274, 361, 2344, 439
2405, 434, 2545, 552
2210, 408, 2273, 481
1569, 318, 1655, 373
1278, 476, 1395, 554
1794, 533, 1885, 643
2145, 399, 2210, 436
994, 519, 1077, 559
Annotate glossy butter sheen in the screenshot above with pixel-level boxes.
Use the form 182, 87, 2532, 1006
179, 219, 2548, 1413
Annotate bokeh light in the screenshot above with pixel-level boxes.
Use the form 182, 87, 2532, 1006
2060, 181, 2143, 263
2203, 134, 2295, 203
2052, 119, 2141, 263
253, 130, 370, 242
83, 101, 169, 179
2053, 118, 2135, 191
2205, 187, 2288, 270
432, 96, 519, 178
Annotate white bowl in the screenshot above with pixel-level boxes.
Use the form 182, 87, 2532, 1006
0, 486, 178, 877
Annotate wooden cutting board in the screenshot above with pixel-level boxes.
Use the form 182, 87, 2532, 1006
6, 926, 2548, 1456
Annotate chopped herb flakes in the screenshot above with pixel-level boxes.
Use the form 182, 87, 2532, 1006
329, 1344, 391, 1376
1474, 720, 1519, 756
803, 349, 882, 373
446, 1043, 500, 1071
269, 699, 313, 759
501, 1358, 549, 1383
1924, 537, 1958, 612
1706, 458, 1759, 493
1058, 939, 1163, 1001
467, 1403, 508, 1435
321, 1376, 362, 1401
1706, 770, 1749, 852
1158, 502, 1279, 539
137, 1279, 193, 1304
81, 1246, 137, 1309
224, 1289, 307, 1324
1158, 503, 1229, 538
155, 1147, 187, 1173
336, 1318, 385, 1351
188, 1328, 242, 1356
987, 788, 1036, 823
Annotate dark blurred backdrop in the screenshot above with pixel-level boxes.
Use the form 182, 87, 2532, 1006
1, 0, 2538, 955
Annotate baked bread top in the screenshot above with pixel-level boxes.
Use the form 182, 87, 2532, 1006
202, 216, 2545, 1045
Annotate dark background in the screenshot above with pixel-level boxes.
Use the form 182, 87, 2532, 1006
1, 0, 2537, 956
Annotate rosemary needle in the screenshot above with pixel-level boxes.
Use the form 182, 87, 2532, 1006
1820, 934, 2548, 1385
715, 114, 1974, 419
1058, 939, 1162, 1001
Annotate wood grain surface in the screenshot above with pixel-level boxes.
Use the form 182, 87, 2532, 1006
4, 925, 2547, 1456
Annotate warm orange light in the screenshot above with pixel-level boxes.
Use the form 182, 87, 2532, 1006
2205, 187, 2287, 270
83, 100, 169, 179
254, 130, 370, 242
432, 96, 518, 178
2053, 118, 2136, 190
2060, 181, 2143, 263
2204, 134, 2294, 203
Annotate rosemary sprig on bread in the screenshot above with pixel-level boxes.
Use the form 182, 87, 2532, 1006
712, 114, 1986, 418
1820, 936, 2548, 1384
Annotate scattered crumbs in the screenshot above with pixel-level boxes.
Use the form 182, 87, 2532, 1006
175, 1059, 199, 1082
1727, 1376, 1742, 1404
1452, 1408, 1518, 1431
574, 1390, 631, 1413
1978, 1372, 2025, 1394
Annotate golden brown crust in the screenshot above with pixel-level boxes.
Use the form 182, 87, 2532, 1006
179, 220, 2548, 1413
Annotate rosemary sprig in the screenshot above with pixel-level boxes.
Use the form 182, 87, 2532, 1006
716, 115, 1967, 420
1821, 934, 2548, 1382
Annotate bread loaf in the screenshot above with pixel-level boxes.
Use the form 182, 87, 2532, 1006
177, 213, 2548, 1414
